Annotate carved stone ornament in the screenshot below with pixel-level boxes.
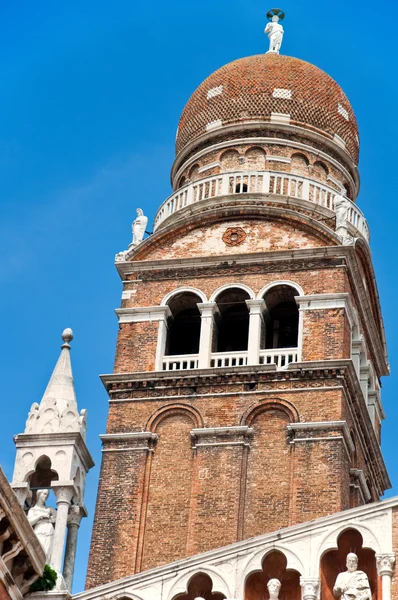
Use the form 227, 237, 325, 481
376, 553, 395, 576
300, 578, 320, 600
222, 227, 247, 246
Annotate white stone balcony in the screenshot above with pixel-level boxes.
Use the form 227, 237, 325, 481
161, 348, 298, 372
153, 170, 369, 242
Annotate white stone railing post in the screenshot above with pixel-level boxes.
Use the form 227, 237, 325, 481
377, 554, 395, 600
197, 303, 219, 369
246, 299, 265, 366
50, 482, 76, 574
300, 578, 319, 600
155, 306, 172, 371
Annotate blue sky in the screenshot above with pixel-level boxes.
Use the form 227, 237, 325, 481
0, 0, 397, 593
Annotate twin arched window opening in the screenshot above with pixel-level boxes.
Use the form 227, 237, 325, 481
164, 285, 299, 358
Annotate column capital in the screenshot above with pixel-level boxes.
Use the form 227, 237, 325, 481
67, 504, 87, 528
197, 302, 219, 317
51, 481, 76, 505
300, 577, 320, 599
246, 299, 266, 314
376, 553, 395, 576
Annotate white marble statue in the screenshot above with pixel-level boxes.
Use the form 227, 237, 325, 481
132, 208, 148, 246
267, 578, 281, 600
334, 194, 351, 235
333, 553, 371, 600
27, 489, 56, 561
265, 16, 284, 54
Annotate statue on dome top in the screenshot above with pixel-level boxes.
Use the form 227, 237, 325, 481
265, 8, 285, 54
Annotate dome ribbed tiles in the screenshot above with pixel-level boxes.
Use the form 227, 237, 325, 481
177, 54, 359, 163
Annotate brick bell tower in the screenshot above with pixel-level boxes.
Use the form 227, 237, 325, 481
86, 11, 390, 589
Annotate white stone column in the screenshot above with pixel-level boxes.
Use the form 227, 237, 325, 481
197, 303, 219, 369
351, 338, 364, 377
377, 554, 395, 600
51, 483, 76, 574
246, 299, 265, 366
155, 306, 172, 371
300, 578, 319, 600
63, 505, 86, 591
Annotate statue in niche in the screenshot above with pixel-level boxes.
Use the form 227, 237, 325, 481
131, 208, 148, 246
264, 15, 284, 54
267, 578, 282, 600
27, 489, 56, 560
333, 553, 371, 600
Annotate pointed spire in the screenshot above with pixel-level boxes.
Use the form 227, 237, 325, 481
24, 329, 87, 437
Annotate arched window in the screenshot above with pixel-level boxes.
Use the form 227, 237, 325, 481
220, 149, 241, 171
245, 147, 266, 170
172, 573, 226, 600
235, 182, 248, 193
291, 153, 309, 175
313, 160, 329, 180
166, 293, 202, 356
29, 456, 59, 490
214, 288, 250, 352
263, 285, 299, 349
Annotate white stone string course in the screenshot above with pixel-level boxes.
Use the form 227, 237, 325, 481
153, 170, 370, 242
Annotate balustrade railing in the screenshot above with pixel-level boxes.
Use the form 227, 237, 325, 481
153, 170, 369, 242
162, 354, 199, 371
210, 351, 248, 368
161, 348, 298, 371
259, 348, 298, 369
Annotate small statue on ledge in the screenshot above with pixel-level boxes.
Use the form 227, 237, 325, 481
333, 553, 371, 600
27, 489, 56, 561
131, 208, 148, 247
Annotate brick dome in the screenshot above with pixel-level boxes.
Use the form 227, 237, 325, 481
177, 54, 359, 163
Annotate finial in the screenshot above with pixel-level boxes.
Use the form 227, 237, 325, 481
265, 8, 285, 54
61, 328, 74, 348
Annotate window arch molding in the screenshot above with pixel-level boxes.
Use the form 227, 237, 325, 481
317, 524, 381, 561
240, 397, 300, 427
210, 283, 255, 303
167, 568, 231, 600
146, 402, 204, 432
256, 280, 304, 299
161, 287, 207, 306
241, 546, 304, 593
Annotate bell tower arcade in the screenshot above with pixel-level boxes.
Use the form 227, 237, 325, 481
86, 18, 390, 590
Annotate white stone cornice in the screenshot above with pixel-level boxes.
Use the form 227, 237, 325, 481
287, 420, 355, 456
115, 305, 172, 324
296, 293, 356, 328
100, 432, 158, 442
350, 468, 372, 502
191, 426, 253, 448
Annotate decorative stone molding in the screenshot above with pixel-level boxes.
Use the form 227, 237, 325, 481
300, 577, 320, 600
100, 432, 158, 453
376, 554, 395, 576
295, 293, 357, 329
287, 421, 355, 458
191, 426, 253, 449
222, 227, 247, 246
350, 469, 371, 502
116, 305, 172, 324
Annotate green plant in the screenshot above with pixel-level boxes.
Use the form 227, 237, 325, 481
30, 564, 58, 592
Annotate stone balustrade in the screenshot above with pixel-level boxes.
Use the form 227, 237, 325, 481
153, 170, 370, 242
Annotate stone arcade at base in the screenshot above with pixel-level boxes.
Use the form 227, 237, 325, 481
7, 8, 398, 600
